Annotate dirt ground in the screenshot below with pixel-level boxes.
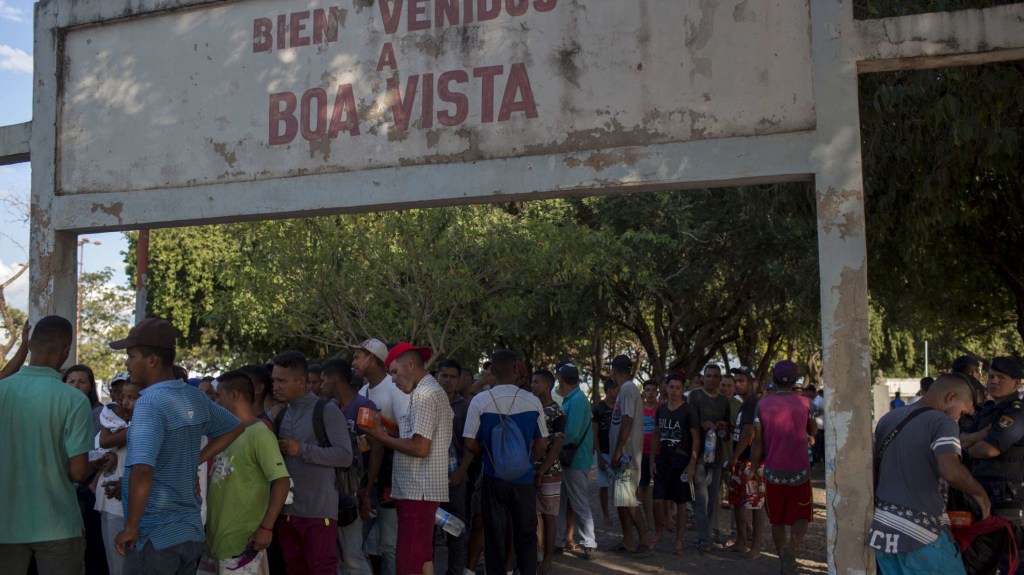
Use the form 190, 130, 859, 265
449, 464, 829, 575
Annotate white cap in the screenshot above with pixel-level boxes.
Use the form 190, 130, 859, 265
349, 338, 388, 363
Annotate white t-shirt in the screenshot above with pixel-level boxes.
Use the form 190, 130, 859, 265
94, 405, 128, 516
358, 374, 409, 424
812, 395, 825, 429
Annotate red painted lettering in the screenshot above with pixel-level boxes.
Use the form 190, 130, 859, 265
276, 15, 287, 50
300, 88, 328, 140
379, 0, 404, 34
329, 84, 360, 137
269, 92, 298, 145
253, 18, 273, 53
499, 62, 537, 121
421, 73, 434, 129
533, 0, 556, 12
505, 0, 528, 17
477, 0, 501, 21
377, 42, 398, 71
473, 65, 503, 123
290, 11, 311, 48
408, 0, 430, 31
435, 0, 460, 27
313, 7, 342, 44
437, 70, 469, 126
387, 74, 420, 132
463, 0, 475, 23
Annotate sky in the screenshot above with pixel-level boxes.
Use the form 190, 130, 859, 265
0, 0, 130, 312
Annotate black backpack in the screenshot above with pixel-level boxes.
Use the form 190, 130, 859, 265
274, 399, 366, 525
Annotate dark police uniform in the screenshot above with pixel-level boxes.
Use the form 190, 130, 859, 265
970, 396, 1024, 519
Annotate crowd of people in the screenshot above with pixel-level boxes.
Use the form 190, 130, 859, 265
2, 315, 852, 575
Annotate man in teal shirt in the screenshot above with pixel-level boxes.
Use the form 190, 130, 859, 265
554, 362, 597, 559
0, 316, 94, 575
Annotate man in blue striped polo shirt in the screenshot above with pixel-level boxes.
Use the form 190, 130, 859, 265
110, 318, 244, 575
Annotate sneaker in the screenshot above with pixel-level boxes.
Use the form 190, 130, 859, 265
698, 542, 712, 555
581, 547, 595, 561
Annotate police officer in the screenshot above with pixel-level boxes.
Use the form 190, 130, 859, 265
962, 357, 1024, 532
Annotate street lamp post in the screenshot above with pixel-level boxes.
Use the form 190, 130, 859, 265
76, 237, 101, 363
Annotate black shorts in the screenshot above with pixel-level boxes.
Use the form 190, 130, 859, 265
639, 453, 652, 487
652, 462, 694, 504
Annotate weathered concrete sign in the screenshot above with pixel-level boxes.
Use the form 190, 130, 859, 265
59, 0, 813, 195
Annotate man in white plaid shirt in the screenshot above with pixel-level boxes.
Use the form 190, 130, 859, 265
361, 342, 453, 575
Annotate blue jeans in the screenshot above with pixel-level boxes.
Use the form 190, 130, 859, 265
876, 530, 966, 575
693, 464, 722, 546
123, 540, 203, 575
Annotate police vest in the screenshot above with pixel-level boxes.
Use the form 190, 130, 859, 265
972, 399, 1024, 503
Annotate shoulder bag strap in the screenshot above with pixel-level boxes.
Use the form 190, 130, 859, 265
873, 406, 934, 492
313, 398, 330, 447
273, 405, 287, 438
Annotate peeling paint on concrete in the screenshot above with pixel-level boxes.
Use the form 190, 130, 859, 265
352, 0, 374, 14
818, 187, 864, 240
733, 0, 756, 23
210, 140, 237, 168
90, 201, 124, 223
308, 135, 331, 162
563, 149, 645, 172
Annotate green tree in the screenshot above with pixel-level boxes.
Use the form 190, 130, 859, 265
860, 61, 1024, 372
77, 267, 133, 388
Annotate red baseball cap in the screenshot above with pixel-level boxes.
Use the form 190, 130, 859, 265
384, 342, 432, 369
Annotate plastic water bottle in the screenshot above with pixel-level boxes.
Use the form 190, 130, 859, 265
435, 508, 465, 537
703, 429, 716, 464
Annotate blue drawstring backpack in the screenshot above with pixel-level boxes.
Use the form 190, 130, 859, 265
484, 389, 534, 481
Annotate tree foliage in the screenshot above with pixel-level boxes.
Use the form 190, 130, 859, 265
77, 267, 133, 387
860, 61, 1024, 374
127, 185, 824, 382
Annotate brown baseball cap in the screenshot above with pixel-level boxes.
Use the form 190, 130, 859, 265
109, 318, 177, 350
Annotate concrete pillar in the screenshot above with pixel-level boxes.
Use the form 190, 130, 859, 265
810, 1, 874, 574
28, 225, 78, 330
28, 1, 78, 341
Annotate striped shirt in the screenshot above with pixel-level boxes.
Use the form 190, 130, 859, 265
868, 404, 960, 554
124, 379, 240, 550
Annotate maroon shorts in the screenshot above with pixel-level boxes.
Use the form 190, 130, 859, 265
396, 499, 440, 575
764, 480, 813, 526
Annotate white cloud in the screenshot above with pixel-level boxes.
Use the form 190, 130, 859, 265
0, 44, 31, 74
0, 259, 29, 313
0, 1, 23, 22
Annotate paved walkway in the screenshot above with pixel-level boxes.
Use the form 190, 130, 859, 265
458, 464, 828, 575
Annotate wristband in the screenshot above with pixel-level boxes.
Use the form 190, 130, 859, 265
259, 524, 272, 532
